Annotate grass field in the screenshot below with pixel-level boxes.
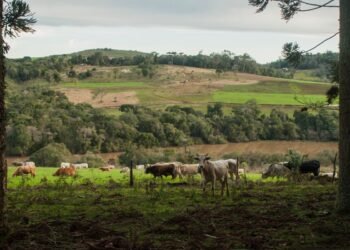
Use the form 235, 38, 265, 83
6, 167, 349, 249
212, 91, 328, 105
294, 70, 328, 83
55, 65, 337, 114
7, 167, 265, 189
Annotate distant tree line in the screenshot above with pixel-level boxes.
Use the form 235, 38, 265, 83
5, 87, 338, 157
6, 56, 69, 83
5, 50, 301, 83
68, 50, 293, 79
268, 51, 339, 81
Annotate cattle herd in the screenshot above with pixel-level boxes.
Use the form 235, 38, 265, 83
11, 155, 334, 195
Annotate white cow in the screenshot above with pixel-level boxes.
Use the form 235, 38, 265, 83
195, 155, 230, 196
136, 165, 145, 171
60, 162, 71, 168
23, 161, 35, 167
71, 163, 88, 169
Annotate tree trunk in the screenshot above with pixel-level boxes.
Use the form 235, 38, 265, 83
337, 0, 350, 212
0, 0, 8, 245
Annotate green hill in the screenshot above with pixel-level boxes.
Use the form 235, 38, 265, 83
71, 48, 148, 58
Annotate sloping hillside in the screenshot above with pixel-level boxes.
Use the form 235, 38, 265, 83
57, 64, 331, 112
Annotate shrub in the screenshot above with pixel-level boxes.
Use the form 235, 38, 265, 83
284, 149, 303, 171
30, 143, 72, 167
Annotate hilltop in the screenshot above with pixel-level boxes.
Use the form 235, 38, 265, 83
71, 48, 148, 58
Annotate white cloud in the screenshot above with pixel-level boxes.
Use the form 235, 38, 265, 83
26, 0, 338, 34
7, 1, 339, 62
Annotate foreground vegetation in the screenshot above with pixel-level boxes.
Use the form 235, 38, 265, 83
5, 169, 348, 249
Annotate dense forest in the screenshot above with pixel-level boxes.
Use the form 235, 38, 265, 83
6, 86, 338, 157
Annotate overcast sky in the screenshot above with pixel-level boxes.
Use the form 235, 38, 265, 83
7, 0, 339, 63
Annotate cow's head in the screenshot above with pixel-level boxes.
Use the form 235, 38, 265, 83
194, 154, 211, 172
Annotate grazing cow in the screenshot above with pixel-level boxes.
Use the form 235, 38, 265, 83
120, 167, 130, 174
60, 162, 70, 168
136, 165, 145, 171
320, 172, 338, 178
53, 167, 76, 176
299, 160, 320, 176
262, 164, 291, 179
283, 160, 320, 176
225, 159, 240, 181
99, 167, 111, 172
71, 163, 88, 169
238, 168, 245, 175
195, 155, 230, 196
13, 161, 24, 167
145, 163, 178, 179
12, 165, 36, 177
23, 161, 35, 167
179, 164, 199, 178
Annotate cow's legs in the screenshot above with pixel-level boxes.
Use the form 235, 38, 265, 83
212, 178, 215, 196
225, 176, 229, 196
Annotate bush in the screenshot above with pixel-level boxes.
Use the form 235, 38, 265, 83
284, 149, 303, 171
78, 152, 105, 168
30, 143, 72, 167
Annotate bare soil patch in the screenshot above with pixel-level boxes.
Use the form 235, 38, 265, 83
59, 89, 139, 108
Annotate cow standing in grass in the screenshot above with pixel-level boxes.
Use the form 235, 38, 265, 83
145, 162, 179, 179
195, 155, 229, 196
53, 166, 76, 176
12, 165, 36, 177
225, 159, 240, 182
262, 164, 291, 179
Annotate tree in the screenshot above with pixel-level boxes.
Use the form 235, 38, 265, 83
248, 0, 350, 212
0, 0, 36, 241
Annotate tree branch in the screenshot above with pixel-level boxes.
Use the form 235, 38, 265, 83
303, 32, 339, 53
300, 0, 339, 8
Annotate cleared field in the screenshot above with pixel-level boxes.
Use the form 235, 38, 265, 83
56, 66, 336, 112
61, 82, 145, 89
212, 91, 328, 105
166, 141, 338, 158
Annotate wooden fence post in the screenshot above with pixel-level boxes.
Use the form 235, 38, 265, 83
130, 160, 134, 187
332, 153, 338, 183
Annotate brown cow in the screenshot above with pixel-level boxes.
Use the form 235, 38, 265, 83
145, 163, 179, 179
12, 165, 36, 177
99, 167, 111, 172
53, 166, 76, 176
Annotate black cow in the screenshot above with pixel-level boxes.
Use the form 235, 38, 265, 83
299, 160, 320, 176
284, 160, 320, 176
145, 163, 178, 179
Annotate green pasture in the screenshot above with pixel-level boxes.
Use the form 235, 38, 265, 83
212, 91, 328, 105
222, 81, 330, 95
294, 70, 328, 83
7, 167, 272, 189
6, 169, 344, 249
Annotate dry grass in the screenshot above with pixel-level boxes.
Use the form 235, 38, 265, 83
166, 141, 338, 158
59, 89, 139, 108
